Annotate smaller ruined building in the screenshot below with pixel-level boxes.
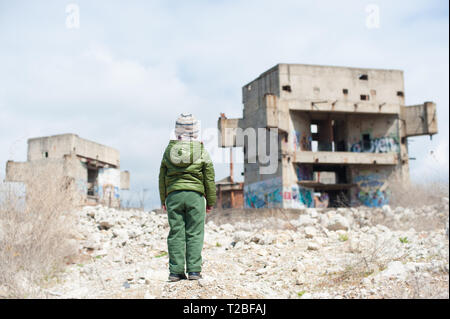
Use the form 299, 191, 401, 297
5, 133, 130, 208
216, 176, 244, 209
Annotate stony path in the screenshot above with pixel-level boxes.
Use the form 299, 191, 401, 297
43, 200, 449, 299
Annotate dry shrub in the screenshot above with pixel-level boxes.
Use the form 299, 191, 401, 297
0, 172, 79, 298
388, 173, 449, 208
318, 237, 394, 289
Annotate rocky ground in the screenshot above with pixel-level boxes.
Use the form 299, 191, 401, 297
42, 199, 449, 299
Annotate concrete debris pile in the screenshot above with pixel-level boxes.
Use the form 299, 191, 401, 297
46, 198, 449, 299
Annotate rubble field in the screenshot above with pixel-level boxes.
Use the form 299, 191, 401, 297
43, 199, 449, 299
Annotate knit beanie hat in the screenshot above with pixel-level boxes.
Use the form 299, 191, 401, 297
175, 113, 199, 139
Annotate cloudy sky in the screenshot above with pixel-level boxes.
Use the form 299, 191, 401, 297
0, 0, 448, 209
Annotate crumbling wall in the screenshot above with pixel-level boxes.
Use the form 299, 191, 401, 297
5, 161, 30, 182
73, 138, 120, 167
6, 156, 88, 207
27, 134, 77, 161
278, 64, 405, 107
290, 111, 312, 152
27, 134, 120, 167
64, 155, 89, 205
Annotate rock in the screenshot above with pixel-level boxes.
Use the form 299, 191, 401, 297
113, 232, 129, 246
95, 249, 108, 257
307, 242, 320, 251
327, 215, 350, 231
256, 267, 268, 275
376, 224, 390, 233
304, 226, 317, 239
327, 210, 337, 218
250, 233, 275, 245
128, 228, 143, 239
348, 237, 361, 253
145, 270, 168, 282
382, 205, 393, 217
234, 241, 244, 249
83, 233, 102, 250
113, 228, 128, 239
315, 237, 326, 245
219, 223, 235, 233
308, 209, 318, 218
46, 290, 63, 297
319, 214, 329, 227
260, 234, 276, 245
298, 215, 316, 226
362, 277, 373, 286
276, 232, 291, 244
256, 249, 268, 257
377, 261, 408, 280
233, 231, 250, 243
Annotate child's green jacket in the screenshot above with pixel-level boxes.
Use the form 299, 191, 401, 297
159, 140, 216, 207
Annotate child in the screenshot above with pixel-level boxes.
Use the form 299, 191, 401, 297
159, 113, 216, 282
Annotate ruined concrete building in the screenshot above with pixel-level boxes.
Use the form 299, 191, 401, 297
5, 133, 130, 208
218, 64, 438, 208
215, 176, 244, 209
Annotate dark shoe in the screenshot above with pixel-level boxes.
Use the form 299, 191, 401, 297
188, 272, 202, 280
168, 273, 187, 282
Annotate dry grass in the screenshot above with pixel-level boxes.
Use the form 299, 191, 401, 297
0, 172, 79, 298
388, 173, 449, 208
316, 234, 449, 299
318, 237, 394, 289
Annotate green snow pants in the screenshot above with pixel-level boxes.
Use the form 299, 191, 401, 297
166, 190, 206, 274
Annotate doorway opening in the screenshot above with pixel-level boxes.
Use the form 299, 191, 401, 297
87, 167, 98, 196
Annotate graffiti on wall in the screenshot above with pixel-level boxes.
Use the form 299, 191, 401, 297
102, 184, 120, 201
283, 184, 314, 208
353, 172, 389, 207
299, 187, 314, 207
292, 130, 312, 151
314, 193, 329, 208
350, 136, 399, 153
244, 177, 283, 208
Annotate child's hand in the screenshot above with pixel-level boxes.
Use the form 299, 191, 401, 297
206, 206, 213, 213
162, 205, 166, 211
